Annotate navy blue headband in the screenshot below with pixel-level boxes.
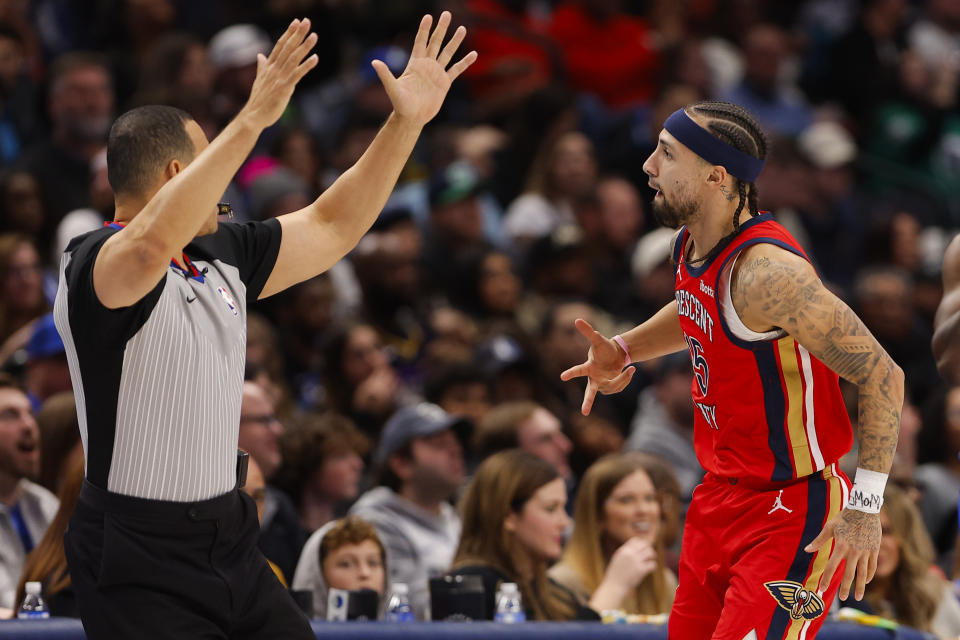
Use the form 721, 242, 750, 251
663, 109, 765, 182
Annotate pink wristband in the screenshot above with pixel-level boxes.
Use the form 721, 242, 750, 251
613, 335, 631, 368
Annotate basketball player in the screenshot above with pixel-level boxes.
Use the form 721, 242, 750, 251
562, 102, 903, 639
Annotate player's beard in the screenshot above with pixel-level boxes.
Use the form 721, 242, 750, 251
652, 189, 700, 229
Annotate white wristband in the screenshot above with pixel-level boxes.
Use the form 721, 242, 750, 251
846, 468, 887, 514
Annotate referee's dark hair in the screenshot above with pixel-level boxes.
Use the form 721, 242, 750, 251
107, 105, 195, 197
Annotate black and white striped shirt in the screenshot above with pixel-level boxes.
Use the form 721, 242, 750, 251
53, 220, 281, 502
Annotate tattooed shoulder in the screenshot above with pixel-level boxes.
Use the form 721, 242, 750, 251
730, 245, 883, 385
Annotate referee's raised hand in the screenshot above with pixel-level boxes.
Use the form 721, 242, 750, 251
243, 18, 319, 130
372, 11, 478, 129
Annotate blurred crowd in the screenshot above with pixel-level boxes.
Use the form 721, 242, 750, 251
2, 0, 960, 635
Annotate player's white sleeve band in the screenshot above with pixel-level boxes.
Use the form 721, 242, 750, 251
846, 468, 887, 514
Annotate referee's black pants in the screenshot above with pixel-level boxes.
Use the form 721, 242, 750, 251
64, 480, 315, 640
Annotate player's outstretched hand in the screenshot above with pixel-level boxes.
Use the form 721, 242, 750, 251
805, 508, 881, 601
560, 318, 635, 416
243, 18, 319, 130
372, 11, 478, 128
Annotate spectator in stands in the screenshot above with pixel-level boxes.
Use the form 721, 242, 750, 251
474, 400, 572, 480
630, 227, 678, 322
135, 32, 215, 135
915, 385, 960, 563
423, 161, 489, 299
630, 452, 684, 573
450, 248, 524, 336
14, 454, 83, 618
627, 353, 703, 503
794, 120, 867, 293
323, 321, 410, 436
0, 373, 58, 611
0, 25, 38, 166
350, 403, 466, 619
722, 23, 812, 136
818, 0, 906, 124
19, 53, 113, 224
908, 0, 960, 71
292, 515, 388, 620
502, 131, 597, 248
208, 24, 269, 128
34, 392, 81, 495
591, 176, 646, 319
461, 0, 560, 120
550, 453, 677, 615
239, 380, 305, 584
854, 266, 940, 405
547, 0, 661, 110
0, 234, 47, 345
244, 316, 294, 418
272, 127, 323, 196
23, 314, 70, 412
526, 225, 595, 301
423, 363, 491, 429
246, 165, 312, 222
0, 171, 45, 242
241, 455, 288, 586
448, 449, 598, 620
351, 215, 430, 374
276, 412, 368, 532
840, 484, 960, 639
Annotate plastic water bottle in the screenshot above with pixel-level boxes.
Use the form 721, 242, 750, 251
17, 582, 50, 619
385, 583, 414, 622
494, 582, 525, 623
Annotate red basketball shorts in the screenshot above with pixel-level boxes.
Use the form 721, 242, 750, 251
668, 464, 850, 640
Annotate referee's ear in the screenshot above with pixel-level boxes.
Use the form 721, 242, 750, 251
163, 158, 184, 181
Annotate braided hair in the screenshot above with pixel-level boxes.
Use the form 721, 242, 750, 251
684, 101, 768, 265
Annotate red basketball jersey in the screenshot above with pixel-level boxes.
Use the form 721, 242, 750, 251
673, 213, 853, 484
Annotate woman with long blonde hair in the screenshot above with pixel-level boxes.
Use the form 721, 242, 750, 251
853, 484, 960, 638
550, 452, 676, 615
448, 449, 596, 621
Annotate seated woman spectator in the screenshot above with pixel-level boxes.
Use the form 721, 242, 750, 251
840, 484, 960, 639
275, 412, 369, 532
448, 449, 598, 621
0, 233, 47, 346
323, 321, 412, 436
291, 516, 388, 620
549, 453, 677, 615
15, 456, 84, 618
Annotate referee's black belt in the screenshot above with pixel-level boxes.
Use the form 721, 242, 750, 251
77, 479, 242, 522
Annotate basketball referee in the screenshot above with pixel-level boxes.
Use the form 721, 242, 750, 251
52, 14, 476, 639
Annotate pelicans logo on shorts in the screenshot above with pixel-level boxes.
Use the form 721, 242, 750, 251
217, 286, 238, 316
764, 581, 825, 620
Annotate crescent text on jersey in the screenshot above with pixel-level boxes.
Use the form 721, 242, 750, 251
676, 289, 715, 342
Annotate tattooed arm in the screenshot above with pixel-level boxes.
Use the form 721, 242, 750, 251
933, 234, 960, 384
730, 242, 904, 601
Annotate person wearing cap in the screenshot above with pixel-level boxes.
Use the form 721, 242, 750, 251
53, 13, 476, 639
562, 101, 903, 639
23, 313, 70, 413
349, 402, 466, 619
422, 161, 488, 299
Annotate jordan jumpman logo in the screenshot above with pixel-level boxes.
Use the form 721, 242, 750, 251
768, 489, 793, 514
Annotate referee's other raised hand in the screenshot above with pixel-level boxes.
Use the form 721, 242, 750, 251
242, 18, 319, 131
